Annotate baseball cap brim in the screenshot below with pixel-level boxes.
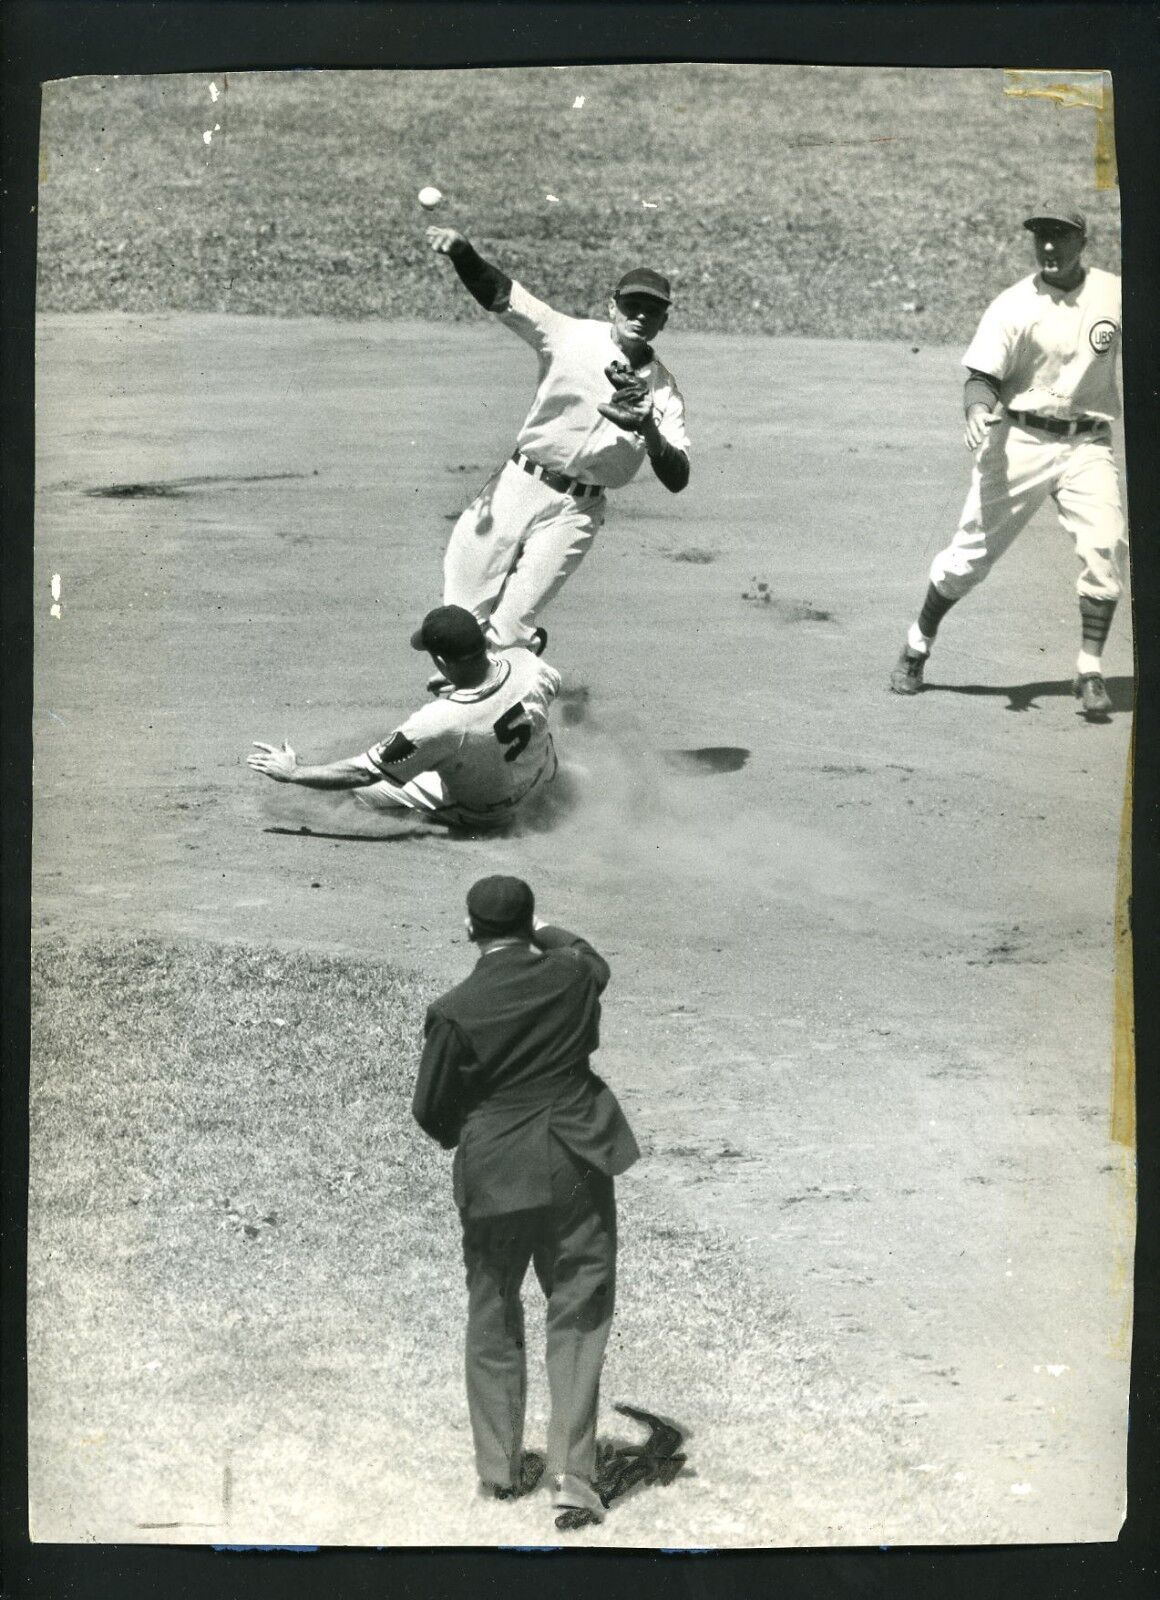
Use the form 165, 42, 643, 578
1023, 207, 1087, 233
410, 604, 489, 659
614, 269, 673, 305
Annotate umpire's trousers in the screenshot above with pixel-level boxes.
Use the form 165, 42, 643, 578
460, 1137, 617, 1491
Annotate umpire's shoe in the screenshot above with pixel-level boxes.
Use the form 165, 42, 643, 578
551, 1472, 607, 1526
890, 644, 927, 695
480, 1451, 545, 1502
1074, 671, 1113, 718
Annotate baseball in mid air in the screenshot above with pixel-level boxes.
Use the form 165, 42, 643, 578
417, 186, 445, 210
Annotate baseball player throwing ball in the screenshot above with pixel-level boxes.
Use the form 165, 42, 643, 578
248, 606, 560, 831
426, 224, 690, 653
890, 203, 1127, 717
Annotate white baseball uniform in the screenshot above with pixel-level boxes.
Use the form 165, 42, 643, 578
930, 266, 1126, 602
351, 649, 561, 829
444, 281, 690, 648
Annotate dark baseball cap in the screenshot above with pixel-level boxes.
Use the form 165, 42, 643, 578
1023, 203, 1087, 234
614, 268, 673, 305
410, 605, 487, 660
466, 875, 536, 936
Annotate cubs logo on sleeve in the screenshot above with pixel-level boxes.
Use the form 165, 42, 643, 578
1089, 318, 1118, 355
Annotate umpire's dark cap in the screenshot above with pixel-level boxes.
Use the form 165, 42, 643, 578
467, 876, 536, 936
614, 268, 673, 305
410, 605, 487, 660
1023, 203, 1087, 234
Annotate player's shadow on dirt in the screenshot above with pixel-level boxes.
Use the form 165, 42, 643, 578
264, 824, 438, 843
87, 471, 305, 498
263, 764, 586, 843
923, 675, 1133, 716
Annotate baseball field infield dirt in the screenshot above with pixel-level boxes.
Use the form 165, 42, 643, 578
30, 313, 1133, 1545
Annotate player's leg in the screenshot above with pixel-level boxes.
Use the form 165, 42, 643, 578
352, 768, 449, 816
485, 494, 605, 650
461, 1210, 538, 1496
443, 462, 542, 627
1055, 434, 1127, 716
534, 1138, 616, 1515
891, 426, 1052, 693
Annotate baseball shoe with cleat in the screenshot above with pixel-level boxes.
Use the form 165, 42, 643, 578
530, 626, 548, 657
1074, 671, 1113, 717
890, 644, 927, 695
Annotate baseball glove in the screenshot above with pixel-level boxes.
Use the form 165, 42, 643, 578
597, 359, 651, 433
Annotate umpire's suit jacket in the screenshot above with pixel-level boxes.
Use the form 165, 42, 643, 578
412, 927, 640, 1218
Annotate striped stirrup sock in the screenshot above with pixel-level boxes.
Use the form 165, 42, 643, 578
1079, 594, 1117, 655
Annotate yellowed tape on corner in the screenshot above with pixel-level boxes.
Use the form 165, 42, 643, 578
1003, 69, 1118, 190
1111, 724, 1134, 1148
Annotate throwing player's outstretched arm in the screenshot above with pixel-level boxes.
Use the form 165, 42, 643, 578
426, 226, 512, 311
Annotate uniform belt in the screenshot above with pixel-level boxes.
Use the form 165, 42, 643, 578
512, 450, 604, 499
1006, 410, 1102, 438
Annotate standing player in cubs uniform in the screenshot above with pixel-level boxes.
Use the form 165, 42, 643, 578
890, 204, 1127, 717
425, 225, 690, 653
248, 606, 560, 831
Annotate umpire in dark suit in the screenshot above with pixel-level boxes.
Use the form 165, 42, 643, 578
412, 875, 640, 1522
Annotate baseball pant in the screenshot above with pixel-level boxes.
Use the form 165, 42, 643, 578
460, 1137, 617, 1490
443, 459, 606, 649
930, 419, 1127, 603
352, 746, 557, 831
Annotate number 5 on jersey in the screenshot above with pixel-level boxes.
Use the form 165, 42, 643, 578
494, 702, 532, 761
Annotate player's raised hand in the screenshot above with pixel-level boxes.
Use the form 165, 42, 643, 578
964, 403, 1000, 452
426, 225, 467, 255
248, 740, 298, 782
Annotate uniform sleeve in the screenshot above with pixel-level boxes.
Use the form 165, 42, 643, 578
496, 279, 572, 354
536, 662, 563, 705
961, 294, 1016, 382
447, 241, 513, 311
361, 706, 461, 781
412, 1009, 476, 1149
532, 925, 611, 993
654, 380, 690, 456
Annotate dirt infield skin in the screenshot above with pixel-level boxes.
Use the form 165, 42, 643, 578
31, 313, 1133, 1544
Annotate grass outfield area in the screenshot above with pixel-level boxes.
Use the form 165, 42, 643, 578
37, 66, 1119, 339
27, 933, 1001, 1547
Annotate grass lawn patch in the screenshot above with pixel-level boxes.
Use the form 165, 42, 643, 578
29, 932, 1002, 1545
37, 67, 1118, 340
